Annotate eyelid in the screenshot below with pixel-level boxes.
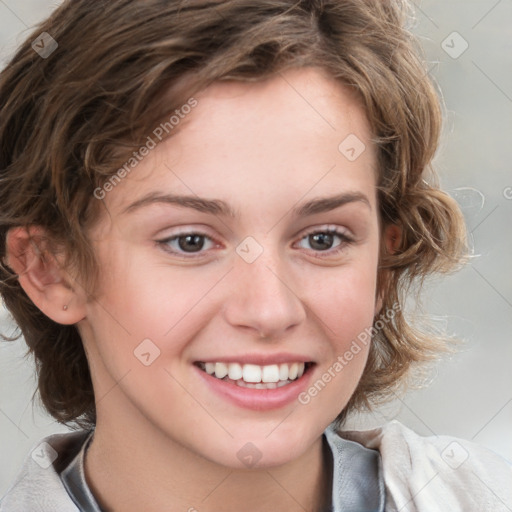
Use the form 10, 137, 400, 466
156, 225, 220, 244
297, 224, 353, 241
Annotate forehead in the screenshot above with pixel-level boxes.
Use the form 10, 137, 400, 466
197, 66, 366, 125
180, 66, 372, 159
101, 66, 377, 219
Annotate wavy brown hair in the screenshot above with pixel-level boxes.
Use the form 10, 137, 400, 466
0, 0, 467, 429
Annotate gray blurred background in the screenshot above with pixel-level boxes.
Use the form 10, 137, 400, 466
1, 0, 511, 495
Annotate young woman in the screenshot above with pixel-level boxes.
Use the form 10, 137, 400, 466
0, 1, 510, 511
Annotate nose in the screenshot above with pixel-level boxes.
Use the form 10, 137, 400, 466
222, 247, 306, 339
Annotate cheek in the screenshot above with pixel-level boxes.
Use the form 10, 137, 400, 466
296, 249, 378, 408
85, 242, 222, 365
294, 268, 376, 417
305, 254, 379, 341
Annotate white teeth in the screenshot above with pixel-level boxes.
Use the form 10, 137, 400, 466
242, 364, 261, 383
214, 362, 228, 379
279, 363, 289, 381
262, 364, 280, 383
200, 361, 308, 386
228, 362, 243, 380
288, 362, 299, 380
237, 380, 285, 389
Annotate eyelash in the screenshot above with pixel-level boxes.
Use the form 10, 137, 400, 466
296, 227, 353, 258
157, 226, 354, 260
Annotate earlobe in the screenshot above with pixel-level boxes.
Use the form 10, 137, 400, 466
5, 226, 86, 325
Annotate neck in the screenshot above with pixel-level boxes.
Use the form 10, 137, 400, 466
84, 405, 332, 512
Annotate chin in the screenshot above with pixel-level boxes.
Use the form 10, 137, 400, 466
194, 421, 324, 470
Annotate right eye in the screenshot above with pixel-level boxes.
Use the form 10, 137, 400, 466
157, 231, 218, 258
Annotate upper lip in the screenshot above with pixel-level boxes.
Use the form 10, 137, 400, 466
195, 353, 315, 366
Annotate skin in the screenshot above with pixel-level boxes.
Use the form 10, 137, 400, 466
7, 67, 398, 511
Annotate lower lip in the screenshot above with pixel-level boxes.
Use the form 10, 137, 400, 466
193, 364, 315, 411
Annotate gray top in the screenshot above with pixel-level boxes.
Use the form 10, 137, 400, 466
7, 420, 508, 511
58, 425, 385, 512
59, 433, 101, 512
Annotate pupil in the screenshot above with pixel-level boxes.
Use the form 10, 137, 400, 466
310, 233, 333, 251
178, 234, 204, 252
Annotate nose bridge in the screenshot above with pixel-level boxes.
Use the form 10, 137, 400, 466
223, 241, 306, 337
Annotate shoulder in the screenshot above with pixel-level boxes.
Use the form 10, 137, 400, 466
337, 420, 512, 512
0, 430, 90, 512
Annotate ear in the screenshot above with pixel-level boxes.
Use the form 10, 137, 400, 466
374, 224, 402, 316
5, 226, 87, 325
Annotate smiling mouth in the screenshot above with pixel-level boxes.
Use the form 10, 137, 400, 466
194, 361, 315, 389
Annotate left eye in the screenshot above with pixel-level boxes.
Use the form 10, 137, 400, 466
296, 229, 349, 252
160, 233, 215, 254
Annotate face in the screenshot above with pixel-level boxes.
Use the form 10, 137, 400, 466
79, 67, 383, 469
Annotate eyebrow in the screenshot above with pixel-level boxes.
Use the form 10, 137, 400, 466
122, 192, 235, 216
121, 191, 371, 217
293, 192, 371, 216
